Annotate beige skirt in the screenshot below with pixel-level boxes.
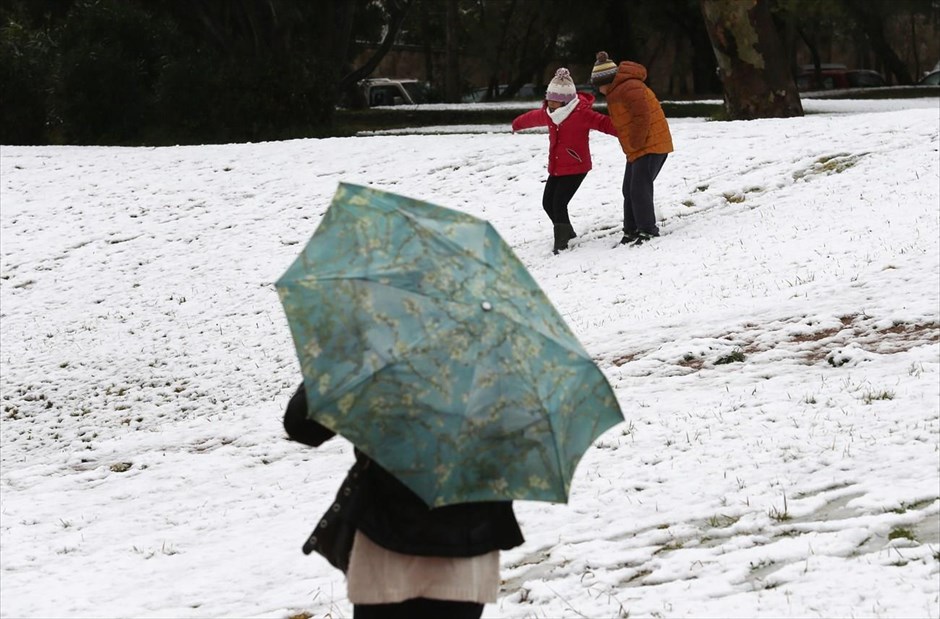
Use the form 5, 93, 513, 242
345, 530, 500, 605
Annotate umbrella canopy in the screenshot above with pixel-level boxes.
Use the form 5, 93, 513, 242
276, 183, 624, 507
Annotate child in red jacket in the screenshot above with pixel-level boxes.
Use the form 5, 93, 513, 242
512, 68, 617, 253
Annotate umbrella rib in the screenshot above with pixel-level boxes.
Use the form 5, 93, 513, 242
523, 357, 584, 501
393, 208, 492, 261
304, 351, 399, 424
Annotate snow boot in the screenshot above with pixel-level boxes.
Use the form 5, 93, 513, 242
632, 231, 658, 246
619, 231, 638, 245
552, 224, 569, 254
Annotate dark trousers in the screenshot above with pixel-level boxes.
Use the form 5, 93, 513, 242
354, 598, 484, 619
622, 153, 667, 235
542, 173, 586, 227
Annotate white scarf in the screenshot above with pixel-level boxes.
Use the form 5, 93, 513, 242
547, 97, 578, 125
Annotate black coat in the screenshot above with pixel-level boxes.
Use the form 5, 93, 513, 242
284, 383, 525, 557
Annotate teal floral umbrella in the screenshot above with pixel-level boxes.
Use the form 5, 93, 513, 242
276, 183, 624, 507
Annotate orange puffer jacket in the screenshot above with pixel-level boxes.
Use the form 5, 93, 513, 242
605, 61, 674, 162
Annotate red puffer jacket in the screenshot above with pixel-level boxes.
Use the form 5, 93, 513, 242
512, 92, 617, 176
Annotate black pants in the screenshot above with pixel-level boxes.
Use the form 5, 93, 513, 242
542, 173, 586, 227
622, 153, 667, 235
354, 598, 484, 619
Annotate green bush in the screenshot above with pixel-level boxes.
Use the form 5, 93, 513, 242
52, 0, 172, 145
0, 21, 53, 144
154, 50, 338, 144
150, 49, 219, 144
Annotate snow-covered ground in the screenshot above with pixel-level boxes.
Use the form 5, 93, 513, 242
1, 97, 938, 619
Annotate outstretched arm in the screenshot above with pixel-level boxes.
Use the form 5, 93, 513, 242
588, 110, 617, 137
512, 108, 550, 132
283, 382, 336, 446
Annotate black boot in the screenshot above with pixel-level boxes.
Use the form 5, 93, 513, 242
563, 223, 577, 240
619, 231, 638, 245
632, 231, 658, 246
552, 225, 569, 254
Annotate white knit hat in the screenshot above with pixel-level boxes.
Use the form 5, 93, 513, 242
545, 68, 577, 103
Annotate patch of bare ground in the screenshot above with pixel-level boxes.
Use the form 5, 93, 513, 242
676, 355, 705, 370
791, 326, 842, 344
609, 315, 939, 372
612, 352, 641, 367
801, 315, 939, 364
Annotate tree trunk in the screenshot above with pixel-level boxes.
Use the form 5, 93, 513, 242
668, 5, 722, 95
477, 0, 517, 101
777, 9, 799, 79
796, 25, 822, 73
314, 0, 361, 110
340, 0, 413, 91
700, 0, 802, 120
844, 2, 913, 84
499, 0, 563, 100
502, 14, 559, 100
498, 8, 538, 100
444, 0, 460, 102
689, 20, 722, 95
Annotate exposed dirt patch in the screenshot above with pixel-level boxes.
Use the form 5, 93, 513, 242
610, 316, 939, 373
791, 326, 842, 343
612, 353, 641, 367
677, 355, 705, 370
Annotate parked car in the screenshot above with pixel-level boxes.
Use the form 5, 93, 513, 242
917, 70, 940, 86
796, 64, 886, 91
358, 78, 430, 107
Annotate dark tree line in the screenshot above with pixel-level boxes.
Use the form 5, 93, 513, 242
1, 0, 936, 145
0, 0, 383, 144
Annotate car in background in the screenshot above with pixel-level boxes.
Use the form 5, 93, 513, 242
796, 64, 886, 91
917, 70, 940, 86
359, 78, 431, 107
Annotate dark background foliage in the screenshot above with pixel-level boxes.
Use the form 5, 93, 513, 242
0, 0, 937, 145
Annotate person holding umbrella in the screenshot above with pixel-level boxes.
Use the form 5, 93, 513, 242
284, 383, 524, 619
277, 184, 624, 618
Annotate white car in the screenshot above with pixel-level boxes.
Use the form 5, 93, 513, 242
917, 70, 939, 86
359, 78, 430, 107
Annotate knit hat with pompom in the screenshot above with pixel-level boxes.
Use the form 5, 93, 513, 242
545, 68, 577, 103
590, 51, 618, 86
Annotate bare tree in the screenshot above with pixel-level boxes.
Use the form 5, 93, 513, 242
460, 0, 561, 100
842, 0, 913, 84
499, 6, 561, 100
664, 1, 722, 94
339, 0, 414, 107
444, 0, 460, 102
465, 0, 519, 101
700, 0, 803, 120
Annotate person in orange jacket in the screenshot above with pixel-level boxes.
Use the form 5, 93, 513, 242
512, 68, 617, 254
591, 51, 674, 246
